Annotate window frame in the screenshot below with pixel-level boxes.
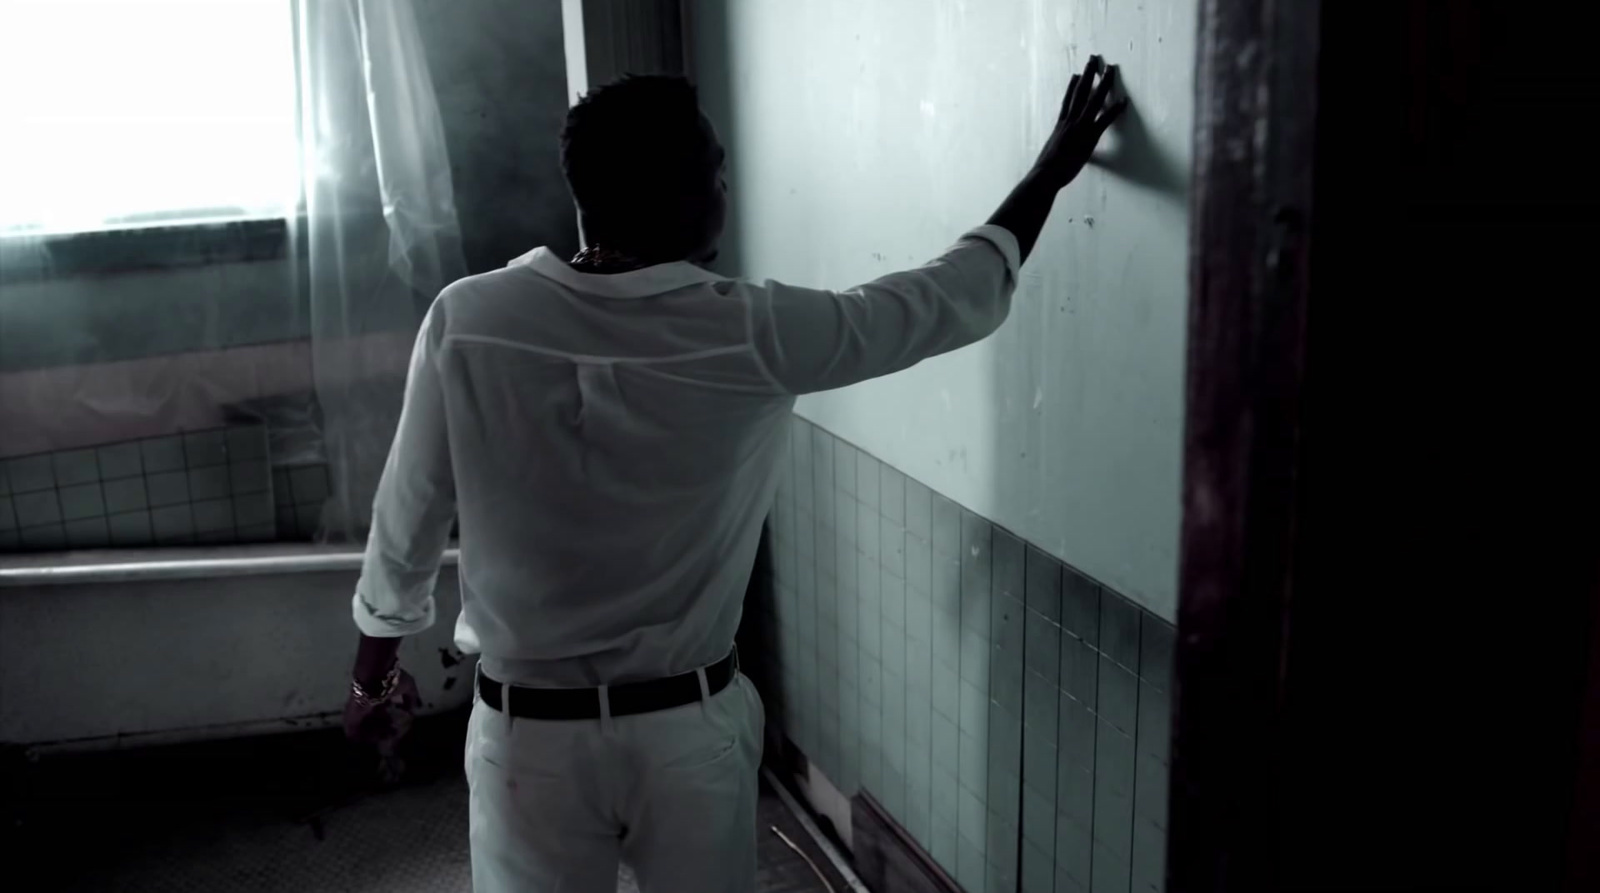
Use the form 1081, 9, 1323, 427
0, 217, 294, 285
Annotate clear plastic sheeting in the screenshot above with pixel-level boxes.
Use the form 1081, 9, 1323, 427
0, 0, 464, 551
293, 0, 467, 541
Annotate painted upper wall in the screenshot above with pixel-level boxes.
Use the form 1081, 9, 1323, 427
691, 0, 1194, 619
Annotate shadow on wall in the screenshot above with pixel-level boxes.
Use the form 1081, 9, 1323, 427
977, 62, 1192, 893
1091, 101, 1187, 211
985, 69, 1193, 586
682, 0, 745, 279
987, 0, 1202, 608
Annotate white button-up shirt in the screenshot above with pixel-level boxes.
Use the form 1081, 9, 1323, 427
353, 224, 1021, 687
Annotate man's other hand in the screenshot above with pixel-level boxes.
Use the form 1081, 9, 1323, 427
342, 667, 422, 748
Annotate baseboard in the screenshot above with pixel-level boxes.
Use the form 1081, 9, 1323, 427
851, 791, 962, 893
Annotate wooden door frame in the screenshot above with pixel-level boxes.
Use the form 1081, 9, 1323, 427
1167, 0, 1322, 889
1171, 2, 1600, 890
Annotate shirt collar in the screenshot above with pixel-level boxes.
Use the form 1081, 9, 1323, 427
512, 246, 728, 298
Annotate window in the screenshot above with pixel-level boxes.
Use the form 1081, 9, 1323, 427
0, 0, 298, 237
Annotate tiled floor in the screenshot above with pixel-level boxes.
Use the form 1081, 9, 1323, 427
50, 773, 476, 893
2, 709, 849, 892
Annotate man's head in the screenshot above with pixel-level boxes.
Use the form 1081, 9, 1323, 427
560, 75, 726, 265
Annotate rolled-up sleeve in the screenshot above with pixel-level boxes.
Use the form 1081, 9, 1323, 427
745, 225, 1022, 395
352, 302, 456, 637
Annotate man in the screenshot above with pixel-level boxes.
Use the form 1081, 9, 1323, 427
343, 55, 1124, 892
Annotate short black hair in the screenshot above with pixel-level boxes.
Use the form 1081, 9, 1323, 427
560, 75, 719, 251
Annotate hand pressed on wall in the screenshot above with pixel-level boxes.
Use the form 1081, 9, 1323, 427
1032, 55, 1127, 190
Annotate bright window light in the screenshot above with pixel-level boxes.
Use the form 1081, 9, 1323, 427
0, 0, 298, 236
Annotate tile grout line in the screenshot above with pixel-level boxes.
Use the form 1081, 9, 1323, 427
1013, 532, 1029, 893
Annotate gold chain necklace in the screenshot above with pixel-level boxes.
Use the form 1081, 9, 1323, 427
570, 245, 650, 274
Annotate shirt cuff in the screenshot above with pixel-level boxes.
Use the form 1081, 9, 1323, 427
962, 224, 1024, 283
351, 589, 437, 637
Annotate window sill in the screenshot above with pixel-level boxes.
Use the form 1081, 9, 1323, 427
0, 542, 460, 587
0, 217, 293, 284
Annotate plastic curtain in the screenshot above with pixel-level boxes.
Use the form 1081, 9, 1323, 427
0, 0, 303, 468
292, 0, 466, 542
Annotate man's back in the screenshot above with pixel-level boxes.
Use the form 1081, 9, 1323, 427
437, 248, 795, 687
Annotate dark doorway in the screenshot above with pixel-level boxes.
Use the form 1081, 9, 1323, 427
1171, 2, 1600, 891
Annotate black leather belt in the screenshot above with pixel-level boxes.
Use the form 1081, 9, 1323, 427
476, 649, 740, 721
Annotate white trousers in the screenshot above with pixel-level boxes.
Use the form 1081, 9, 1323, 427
464, 672, 765, 893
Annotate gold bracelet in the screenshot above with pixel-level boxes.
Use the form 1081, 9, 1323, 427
351, 663, 400, 707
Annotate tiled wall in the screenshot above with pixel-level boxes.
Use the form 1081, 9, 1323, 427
0, 425, 330, 551
762, 416, 1173, 893
272, 463, 333, 541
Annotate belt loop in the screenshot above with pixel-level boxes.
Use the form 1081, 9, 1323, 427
473, 662, 482, 704
695, 666, 712, 718
598, 684, 614, 735
499, 674, 515, 733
